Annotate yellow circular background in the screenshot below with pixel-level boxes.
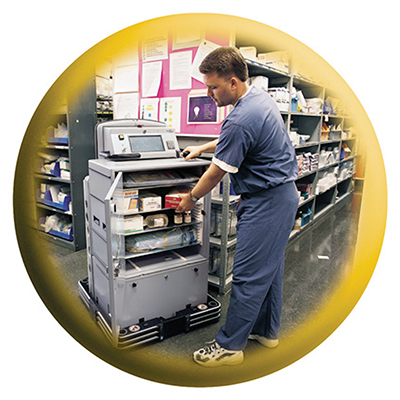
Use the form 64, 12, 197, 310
13, 13, 386, 387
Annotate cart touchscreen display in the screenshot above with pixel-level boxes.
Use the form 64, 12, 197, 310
129, 135, 165, 152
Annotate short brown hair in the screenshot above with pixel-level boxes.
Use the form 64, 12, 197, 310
199, 46, 249, 82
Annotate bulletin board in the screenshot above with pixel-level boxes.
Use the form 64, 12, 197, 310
134, 33, 230, 135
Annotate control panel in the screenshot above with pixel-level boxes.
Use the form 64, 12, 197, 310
96, 119, 180, 160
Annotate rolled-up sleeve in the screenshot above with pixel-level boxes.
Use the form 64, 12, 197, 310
213, 121, 254, 174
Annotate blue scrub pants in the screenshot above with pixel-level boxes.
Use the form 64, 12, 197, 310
215, 181, 299, 351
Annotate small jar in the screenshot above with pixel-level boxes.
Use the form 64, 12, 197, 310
174, 212, 183, 224
184, 211, 191, 224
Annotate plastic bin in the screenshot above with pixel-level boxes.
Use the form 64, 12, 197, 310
210, 203, 238, 238
209, 245, 236, 276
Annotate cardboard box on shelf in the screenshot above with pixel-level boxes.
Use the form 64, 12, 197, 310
165, 187, 190, 209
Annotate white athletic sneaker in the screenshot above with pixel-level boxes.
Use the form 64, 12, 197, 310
193, 340, 244, 367
248, 334, 279, 348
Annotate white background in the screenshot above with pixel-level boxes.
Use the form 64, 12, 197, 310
2, 1, 399, 398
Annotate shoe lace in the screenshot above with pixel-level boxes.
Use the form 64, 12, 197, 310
202, 340, 220, 355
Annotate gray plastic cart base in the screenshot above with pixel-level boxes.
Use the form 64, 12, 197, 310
78, 277, 221, 349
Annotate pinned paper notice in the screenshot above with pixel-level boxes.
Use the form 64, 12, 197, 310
142, 35, 168, 62
160, 97, 181, 132
191, 40, 220, 82
114, 93, 139, 119
142, 61, 162, 97
170, 50, 192, 90
140, 98, 159, 120
114, 64, 139, 93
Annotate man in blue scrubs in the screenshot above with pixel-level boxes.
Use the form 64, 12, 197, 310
176, 47, 299, 367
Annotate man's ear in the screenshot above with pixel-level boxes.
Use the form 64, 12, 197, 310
230, 76, 239, 91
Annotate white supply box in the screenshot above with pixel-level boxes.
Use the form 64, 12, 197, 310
239, 46, 257, 60
257, 51, 290, 74
139, 192, 162, 211
250, 76, 269, 91
120, 214, 144, 234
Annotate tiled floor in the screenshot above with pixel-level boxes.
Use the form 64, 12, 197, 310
281, 200, 359, 338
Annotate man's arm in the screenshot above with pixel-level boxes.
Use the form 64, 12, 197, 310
182, 138, 219, 160
176, 162, 226, 213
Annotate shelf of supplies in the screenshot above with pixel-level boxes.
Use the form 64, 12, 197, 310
41, 228, 73, 241
233, 41, 361, 252
36, 189, 71, 212
123, 177, 199, 190
289, 221, 312, 239
316, 181, 337, 195
337, 175, 353, 184
323, 113, 343, 118
298, 169, 318, 179
38, 219, 74, 242
208, 273, 233, 288
341, 136, 356, 141
211, 194, 240, 205
298, 195, 315, 207
294, 141, 320, 149
38, 230, 76, 251
320, 139, 342, 145
292, 75, 323, 87
42, 144, 69, 150
245, 58, 290, 79
209, 236, 237, 248
336, 190, 354, 204
35, 173, 71, 184
339, 156, 355, 163
289, 228, 301, 239
36, 203, 72, 215
117, 220, 201, 236
290, 112, 322, 118
123, 241, 201, 260
97, 95, 113, 100
46, 137, 68, 146
117, 206, 194, 216
313, 203, 335, 221
318, 162, 339, 171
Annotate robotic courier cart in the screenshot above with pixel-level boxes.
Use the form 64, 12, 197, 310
78, 119, 221, 349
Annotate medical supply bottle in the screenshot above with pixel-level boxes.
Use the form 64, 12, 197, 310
144, 214, 169, 228
184, 211, 191, 224
174, 212, 183, 225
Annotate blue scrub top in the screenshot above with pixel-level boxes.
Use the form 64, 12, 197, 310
213, 86, 298, 195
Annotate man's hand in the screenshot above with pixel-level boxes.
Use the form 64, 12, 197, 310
182, 145, 204, 160
182, 138, 219, 161
176, 193, 196, 213
175, 162, 226, 213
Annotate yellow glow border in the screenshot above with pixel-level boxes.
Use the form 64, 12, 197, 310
13, 13, 386, 387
